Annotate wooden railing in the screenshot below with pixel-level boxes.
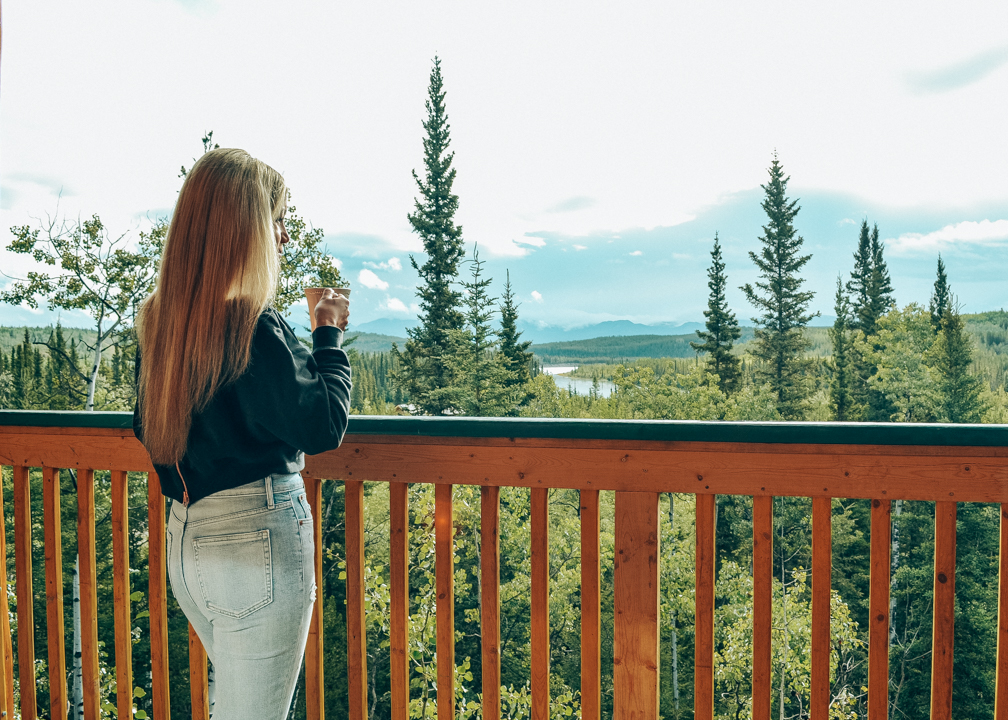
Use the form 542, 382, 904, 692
2, 410, 1008, 720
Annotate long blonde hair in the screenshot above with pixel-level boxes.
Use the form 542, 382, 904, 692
137, 148, 287, 464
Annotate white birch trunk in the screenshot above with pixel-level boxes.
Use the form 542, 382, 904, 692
889, 499, 902, 647
73, 557, 83, 719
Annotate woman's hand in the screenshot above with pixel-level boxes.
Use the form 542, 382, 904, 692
314, 288, 349, 331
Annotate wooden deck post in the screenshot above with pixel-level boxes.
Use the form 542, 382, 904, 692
345, 480, 367, 720
531, 487, 550, 720
930, 501, 957, 720
111, 470, 134, 720
614, 491, 660, 720
869, 499, 891, 720
12, 465, 36, 720
695, 494, 716, 720
581, 489, 601, 720
147, 472, 171, 720
811, 497, 832, 720
0, 466, 14, 717
390, 482, 410, 720
304, 475, 325, 720
481, 486, 501, 720
752, 496, 772, 720
43, 467, 68, 720
435, 483, 455, 720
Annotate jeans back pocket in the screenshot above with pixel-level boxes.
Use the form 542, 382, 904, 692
194, 529, 273, 619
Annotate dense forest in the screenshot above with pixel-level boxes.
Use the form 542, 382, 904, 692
2, 59, 1006, 720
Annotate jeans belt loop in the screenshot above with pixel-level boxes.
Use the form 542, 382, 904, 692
265, 475, 275, 509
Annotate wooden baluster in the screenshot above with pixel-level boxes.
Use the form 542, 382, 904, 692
435, 483, 455, 720
345, 480, 367, 720
12, 465, 36, 720
480, 486, 501, 720
613, 491, 660, 720
811, 497, 832, 720
531, 487, 550, 720
78, 468, 100, 720
390, 482, 410, 720
189, 624, 210, 720
43, 466, 68, 720
304, 475, 325, 720
868, 498, 891, 720
580, 489, 601, 720
752, 496, 772, 720
0, 468, 14, 717
930, 501, 957, 720
111, 470, 133, 720
695, 494, 716, 720
147, 472, 171, 720
996, 503, 1008, 720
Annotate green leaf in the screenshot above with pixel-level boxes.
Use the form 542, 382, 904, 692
133, 686, 147, 698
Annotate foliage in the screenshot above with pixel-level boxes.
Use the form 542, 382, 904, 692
829, 278, 857, 421
930, 306, 985, 423
691, 234, 742, 394
741, 154, 817, 419
498, 271, 534, 393
929, 255, 951, 331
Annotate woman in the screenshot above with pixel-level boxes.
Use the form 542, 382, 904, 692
133, 148, 352, 719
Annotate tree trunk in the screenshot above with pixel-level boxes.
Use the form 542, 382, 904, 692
889, 499, 902, 647
85, 320, 104, 411
73, 557, 83, 719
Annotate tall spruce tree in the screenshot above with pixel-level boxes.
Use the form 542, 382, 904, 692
829, 277, 856, 420
868, 224, 895, 324
391, 57, 467, 414
691, 234, 742, 394
741, 154, 817, 419
499, 270, 533, 388
930, 255, 951, 330
847, 220, 894, 335
932, 303, 984, 423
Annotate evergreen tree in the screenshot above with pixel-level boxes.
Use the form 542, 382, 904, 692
868, 224, 895, 325
741, 153, 817, 419
691, 234, 742, 394
498, 270, 533, 388
932, 304, 984, 423
930, 254, 951, 330
391, 57, 467, 414
847, 220, 874, 332
829, 277, 857, 420
452, 246, 510, 416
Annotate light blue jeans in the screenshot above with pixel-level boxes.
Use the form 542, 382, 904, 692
167, 473, 316, 720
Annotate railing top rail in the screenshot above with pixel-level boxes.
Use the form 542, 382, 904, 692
3, 409, 1008, 447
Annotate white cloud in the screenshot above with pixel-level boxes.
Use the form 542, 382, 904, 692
384, 297, 409, 313
363, 257, 402, 272
573, 244, 588, 251
515, 235, 547, 248
630, 250, 643, 256
531, 291, 543, 303
358, 269, 389, 290
890, 219, 1008, 253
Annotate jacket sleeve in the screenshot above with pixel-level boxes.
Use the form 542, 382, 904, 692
236, 312, 353, 455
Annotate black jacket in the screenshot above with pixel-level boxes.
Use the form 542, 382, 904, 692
133, 308, 352, 505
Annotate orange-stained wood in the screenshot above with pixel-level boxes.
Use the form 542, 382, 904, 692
1, 430, 153, 471
997, 503, 1008, 720
752, 496, 772, 720
303, 437, 1008, 503
580, 489, 601, 720
303, 475, 325, 720
613, 491, 660, 720
531, 488, 550, 720
147, 472, 171, 720
111, 470, 133, 720
78, 468, 101, 720
345, 480, 367, 720
868, 499, 891, 720
189, 624, 210, 720
695, 494, 716, 720
43, 466, 68, 720
12, 465, 36, 720
811, 497, 832, 720
931, 501, 957, 720
0, 465, 15, 717
390, 482, 410, 720
481, 486, 501, 720
435, 483, 455, 720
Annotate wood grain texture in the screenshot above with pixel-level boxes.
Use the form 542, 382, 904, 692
998, 503, 1008, 720
390, 482, 410, 720
531, 487, 550, 720
869, 499, 891, 720
189, 624, 210, 720
580, 489, 601, 720
0, 430, 153, 471
345, 480, 368, 720
0, 467, 15, 717
304, 438, 1008, 503
12, 465, 36, 720
613, 492, 660, 720
481, 486, 501, 720
43, 466, 68, 720
695, 494, 716, 720
304, 475, 325, 720
811, 497, 832, 720
111, 470, 133, 720
147, 472, 171, 720
78, 468, 101, 720
752, 496, 772, 720
435, 483, 455, 720
930, 501, 957, 720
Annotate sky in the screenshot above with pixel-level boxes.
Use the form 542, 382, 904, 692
2, 0, 1007, 337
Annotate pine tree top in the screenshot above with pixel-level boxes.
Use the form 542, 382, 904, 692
930, 254, 951, 329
